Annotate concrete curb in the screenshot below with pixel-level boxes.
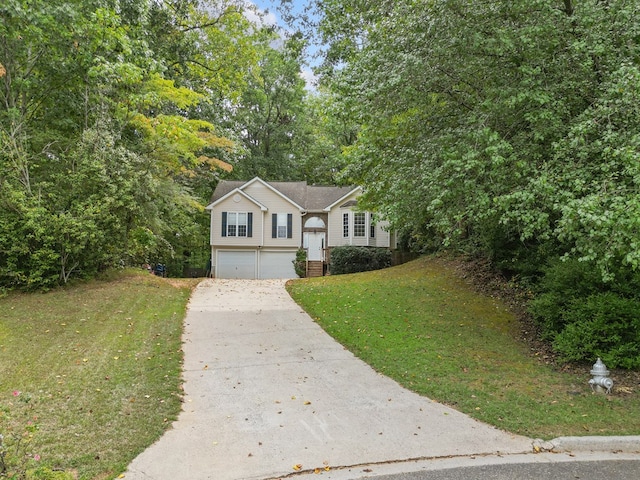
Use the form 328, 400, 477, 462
534, 436, 640, 453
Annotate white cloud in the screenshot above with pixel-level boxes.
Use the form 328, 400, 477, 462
243, 1, 278, 28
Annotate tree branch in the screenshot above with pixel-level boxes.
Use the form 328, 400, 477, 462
563, 0, 574, 16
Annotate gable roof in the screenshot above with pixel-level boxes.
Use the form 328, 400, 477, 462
208, 178, 358, 212
246, 178, 307, 210
205, 187, 268, 211
306, 185, 355, 211
323, 186, 363, 211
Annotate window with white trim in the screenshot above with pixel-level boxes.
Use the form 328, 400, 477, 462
370, 213, 376, 238
343, 213, 349, 237
354, 212, 366, 237
230, 212, 247, 237
222, 211, 252, 237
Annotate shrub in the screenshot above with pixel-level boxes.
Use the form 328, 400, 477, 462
329, 246, 391, 275
529, 259, 605, 337
552, 293, 640, 369
293, 248, 307, 278
529, 258, 640, 368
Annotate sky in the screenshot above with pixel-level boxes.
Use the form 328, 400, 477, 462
246, 0, 280, 27
247, 0, 319, 87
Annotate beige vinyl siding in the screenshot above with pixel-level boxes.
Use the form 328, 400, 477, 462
327, 192, 358, 247
244, 182, 301, 248
328, 210, 369, 247
370, 222, 391, 247
327, 209, 348, 247
210, 195, 263, 246
326, 192, 392, 248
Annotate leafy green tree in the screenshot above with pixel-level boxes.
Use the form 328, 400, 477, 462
0, 0, 264, 288
307, 0, 640, 365
147, 0, 263, 100
228, 31, 309, 180
312, 0, 640, 274
293, 90, 353, 184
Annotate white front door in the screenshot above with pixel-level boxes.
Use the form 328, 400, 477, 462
304, 232, 325, 261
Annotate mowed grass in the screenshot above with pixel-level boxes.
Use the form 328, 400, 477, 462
287, 256, 640, 439
0, 270, 199, 479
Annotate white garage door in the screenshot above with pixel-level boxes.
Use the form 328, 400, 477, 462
259, 251, 297, 279
217, 251, 256, 279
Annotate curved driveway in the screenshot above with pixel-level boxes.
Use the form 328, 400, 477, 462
124, 279, 533, 480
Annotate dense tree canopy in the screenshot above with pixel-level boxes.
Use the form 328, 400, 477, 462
227, 31, 308, 180
303, 0, 640, 366
0, 0, 311, 289
311, 0, 639, 276
2, 0, 639, 365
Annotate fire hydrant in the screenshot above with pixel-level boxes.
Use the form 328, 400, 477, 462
589, 358, 613, 394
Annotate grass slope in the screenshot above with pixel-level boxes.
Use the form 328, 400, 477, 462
287, 256, 640, 439
0, 270, 199, 479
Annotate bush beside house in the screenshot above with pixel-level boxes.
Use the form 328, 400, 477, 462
329, 246, 392, 275
293, 249, 307, 278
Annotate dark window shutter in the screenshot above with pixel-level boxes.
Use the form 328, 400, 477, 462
287, 214, 293, 238
272, 213, 277, 238
247, 212, 253, 238
222, 212, 227, 237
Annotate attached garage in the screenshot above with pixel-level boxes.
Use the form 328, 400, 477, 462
215, 249, 297, 279
259, 250, 297, 279
216, 250, 256, 279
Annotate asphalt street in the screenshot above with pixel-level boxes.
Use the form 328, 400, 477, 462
286, 452, 640, 480
361, 459, 640, 480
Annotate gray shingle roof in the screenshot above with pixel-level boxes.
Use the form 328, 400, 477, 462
210, 179, 356, 211
210, 181, 245, 201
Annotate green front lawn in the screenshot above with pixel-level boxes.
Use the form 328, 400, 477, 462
287, 256, 640, 439
2, 256, 638, 480
0, 271, 199, 479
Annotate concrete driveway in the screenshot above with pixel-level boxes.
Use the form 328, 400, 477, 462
124, 279, 533, 480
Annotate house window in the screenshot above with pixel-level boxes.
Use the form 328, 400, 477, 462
370, 213, 376, 238
354, 213, 366, 237
222, 212, 252, 237
343, 213, 349, 237
272, 213, 293, 239
229, 212, 246, 237
304, 216, 325, 229
277, 213, 287, 238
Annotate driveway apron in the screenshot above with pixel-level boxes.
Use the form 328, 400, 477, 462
124, 279, 532, 480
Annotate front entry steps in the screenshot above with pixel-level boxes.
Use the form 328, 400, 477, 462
306, 261, 324, 278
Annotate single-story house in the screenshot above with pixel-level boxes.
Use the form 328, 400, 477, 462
205, 177, 396, 279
